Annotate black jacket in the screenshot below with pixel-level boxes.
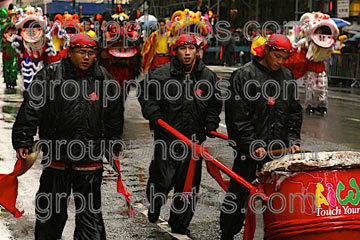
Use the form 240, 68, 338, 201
138, 56, 222, 143
225, 60, 303, 154
12, 58, 124, 164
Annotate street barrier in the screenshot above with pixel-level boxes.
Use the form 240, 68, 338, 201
327, 53, 360, 87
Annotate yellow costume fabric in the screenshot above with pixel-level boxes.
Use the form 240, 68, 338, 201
155, 33, 170, 55
251, 35, 266, 56
87, 30, 97, 40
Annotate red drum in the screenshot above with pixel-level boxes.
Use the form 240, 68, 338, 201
258, 151, 360, 240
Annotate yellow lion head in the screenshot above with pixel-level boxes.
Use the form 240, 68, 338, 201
168, 9, 210, 46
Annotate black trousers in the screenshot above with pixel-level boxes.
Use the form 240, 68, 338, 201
34, 166, 105, 240
220, 155, 260, 237
146, 144, 202, 231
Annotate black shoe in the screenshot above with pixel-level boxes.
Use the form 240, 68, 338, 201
305, 106, 315, 114
171, 228, 190, 235
316, 107, 327, 115
147, 206, 161, 223
220, 232, 234, 240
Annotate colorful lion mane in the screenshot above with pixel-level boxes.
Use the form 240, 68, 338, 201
168, 8, 210, 49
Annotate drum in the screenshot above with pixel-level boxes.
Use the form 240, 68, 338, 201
258, 151, 360, 240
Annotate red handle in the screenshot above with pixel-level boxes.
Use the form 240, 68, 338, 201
157, 119, 259, 193
209, 131, 229, 140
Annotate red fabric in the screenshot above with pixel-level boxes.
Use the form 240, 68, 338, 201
253, 34, 292, 58
171, 34, 198, 55
205, 161, 229, 191
151, 55, 170, 71
59, 48, 68, 59
47, 53, 62, 63
183, 133, 231, 193
113, 159, 134, 218
0, 159, 33, 218
284, 48, 326, 79
108, 65, 131, 89
69, 33, 96, 49
174, 34, 197, 48
49, 162, 103, 169
50, 162, 66, 168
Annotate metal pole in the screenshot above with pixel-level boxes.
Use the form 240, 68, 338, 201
216, 0, 220, 47
295, 0, 298, 20
256, 0, 259, 22
73, 0, 76, 14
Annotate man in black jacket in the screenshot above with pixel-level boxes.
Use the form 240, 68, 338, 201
220, 34, 303, 239
12, 34, 123, 240
138, 34, 222, 235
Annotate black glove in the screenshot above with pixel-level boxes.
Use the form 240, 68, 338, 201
149, 112, 163, 129
205, 128, 216, 138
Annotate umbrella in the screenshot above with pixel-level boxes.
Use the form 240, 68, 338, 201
331, 18, 351, 28
346, 23, 360, 32
137, 15, 157, 26
344, 36, 357, 43
0, 0, 12, 8
353, 32, 360, 39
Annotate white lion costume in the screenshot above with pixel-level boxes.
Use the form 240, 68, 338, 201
285, 12, 339, 114
11, 5, 56, 89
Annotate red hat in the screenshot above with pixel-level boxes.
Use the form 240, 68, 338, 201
69, 33, 97, 49
253, 34, 293, 58
60, 33, 97, 58
171, 34, 198, 55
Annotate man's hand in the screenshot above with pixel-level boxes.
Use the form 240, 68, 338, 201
150, 113, 163, 126
291, 145, 301, 153
16, 148, 29, 161
253, 147, 266, 157
205, 129, 216, 138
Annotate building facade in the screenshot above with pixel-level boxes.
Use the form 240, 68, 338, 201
146, 0, 354, 27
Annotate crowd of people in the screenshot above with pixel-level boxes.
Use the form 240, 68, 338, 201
0, 3, 342, 240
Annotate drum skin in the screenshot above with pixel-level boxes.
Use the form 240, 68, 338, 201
259, 167, 360, 240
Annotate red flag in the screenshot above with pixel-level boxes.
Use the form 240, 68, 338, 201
0, 158, 34, 217
0, 146, 40, 217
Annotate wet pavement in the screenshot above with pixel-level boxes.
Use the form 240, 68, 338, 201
0, 64, 359, 240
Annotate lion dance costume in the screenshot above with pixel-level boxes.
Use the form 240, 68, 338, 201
99, 5, 141, 94
47, 11, 83, 63
142, 8, 210, 73
12, 5, 56, 89
0, 7, 19, 88
168, 9, 210, 56
285, 12, 339, 114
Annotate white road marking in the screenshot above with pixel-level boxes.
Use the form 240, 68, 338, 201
347, 118, 360, 123
134, 203, 192, 240
157, 222, 192, 240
